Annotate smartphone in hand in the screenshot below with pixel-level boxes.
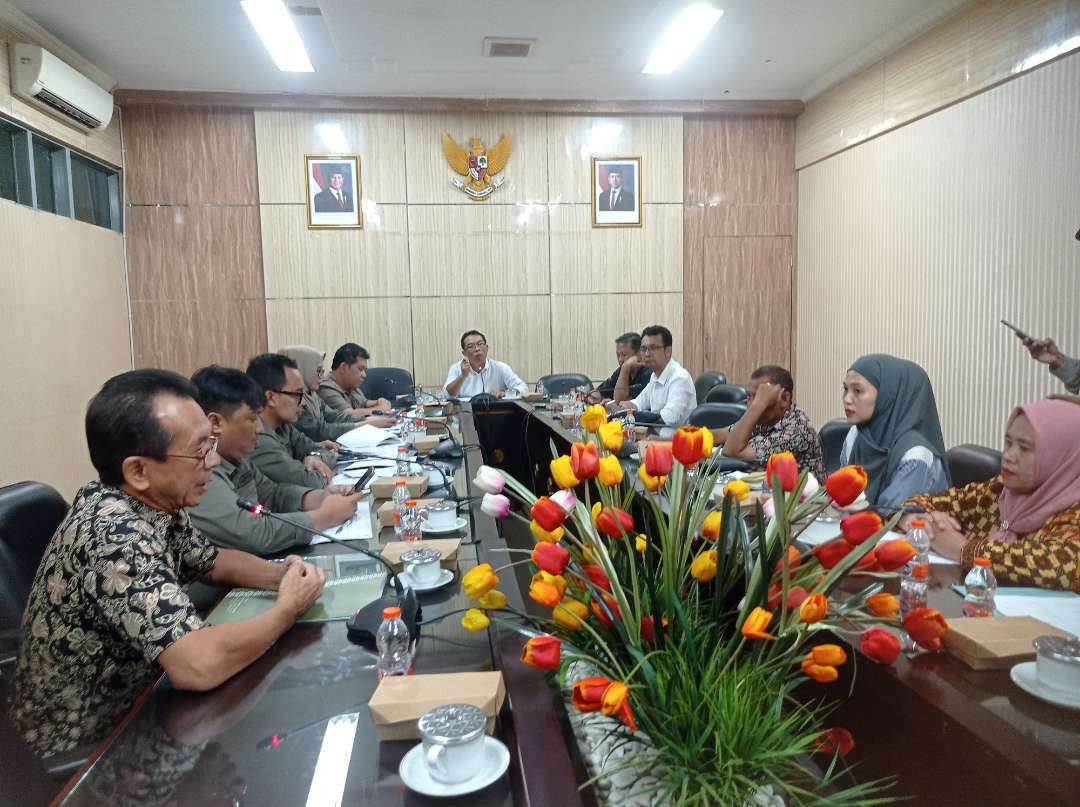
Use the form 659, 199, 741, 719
351, 468, 376, 493
1000, 319, 1031, 341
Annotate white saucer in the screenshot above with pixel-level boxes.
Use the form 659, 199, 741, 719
399, 736, 510, 797
422, 516, 468, 535
400, 567, 455, 593
1010, 661, 1080, 711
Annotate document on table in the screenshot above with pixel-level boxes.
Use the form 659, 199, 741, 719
337, 424, 402, 452
310, 500, 373, 543
993, 588, 1080, 637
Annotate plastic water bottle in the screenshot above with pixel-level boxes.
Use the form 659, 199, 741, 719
906, 518, 931, 570
402, 500, 422, 544
392, 478, 409, 537
898, 519, 930, 616
396, 445, 410, 477
963, 557, 997, 617
375, 606, 412, 680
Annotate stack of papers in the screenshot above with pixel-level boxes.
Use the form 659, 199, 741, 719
993, 588, 1080, 637
310, 500, 373, 543
337, 424, 402, 452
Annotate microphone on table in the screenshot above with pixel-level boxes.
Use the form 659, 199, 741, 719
398, 413, 464, 459
236, 498, 420, 644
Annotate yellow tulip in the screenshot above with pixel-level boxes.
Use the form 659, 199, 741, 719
701, 511, 723, 540
461, 608, 491, 632
553, 597, 589, 631
723, 480, 751, 501
580, 404, 607, 433
637, 462, 667, 492
597, 455, 623, 487
635, 534, 648, 554
598, 420, 624, 452
530, 519, 565, 544
690, 549, 718, 583
477, 590, 507, 610
462, 563, 499, 599
550, 455, 580, 490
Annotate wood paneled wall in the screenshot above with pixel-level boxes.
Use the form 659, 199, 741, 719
123, 106, 267, 374
796, 0, 1080, 169
795, 51, 1080, 447
682, 117, 797, 382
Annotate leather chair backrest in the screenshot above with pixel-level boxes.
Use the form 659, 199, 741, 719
360, 367, 414, 403
0, 482, 68, 638
694, 372, 727, 404
818, 418, 850, 474
947, 444, 1002, 488
538, 373, 592, 397
687, 402, 746, 429
705, 384, 748, 404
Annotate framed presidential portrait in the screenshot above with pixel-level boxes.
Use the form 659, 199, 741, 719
592, 156, 642, 228
305, 154, 363, 229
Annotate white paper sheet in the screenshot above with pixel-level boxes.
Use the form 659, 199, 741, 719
310, 500, 373, 543
336, 424, 402, 451
994, 592, 1080, 637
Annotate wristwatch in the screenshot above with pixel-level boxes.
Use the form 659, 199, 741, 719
307, 450, 323, 457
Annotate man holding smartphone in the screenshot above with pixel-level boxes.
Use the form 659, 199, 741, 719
188, 366, 363, 556
444, 329, 528, 399
1023, 336, 1080, 394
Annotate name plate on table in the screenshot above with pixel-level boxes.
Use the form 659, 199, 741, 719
382, 538, 461, 569
944, 616, 1072, 670
371, 474, 429, 499
206, 552, 385, 625
368, 671, 506, 741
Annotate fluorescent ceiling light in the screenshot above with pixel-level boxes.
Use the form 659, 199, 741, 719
241, 0, 314, 72
642, 4, 723, 75
316, 123, 349, 153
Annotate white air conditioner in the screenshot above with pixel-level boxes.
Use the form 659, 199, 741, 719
9, 43, 113, 131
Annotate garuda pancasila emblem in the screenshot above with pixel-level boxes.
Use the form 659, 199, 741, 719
442, 132, 511, 201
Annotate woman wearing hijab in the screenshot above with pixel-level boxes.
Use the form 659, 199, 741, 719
839, 354, 950, 508
905, 398, 1080, 592
279, 345, 363, 442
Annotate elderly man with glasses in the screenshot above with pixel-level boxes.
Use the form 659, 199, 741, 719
11, 369, 326, 761
444, 329, 528, 399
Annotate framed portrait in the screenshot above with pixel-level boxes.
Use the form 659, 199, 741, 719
592, 156, 642, 228
305, 154, 363, 229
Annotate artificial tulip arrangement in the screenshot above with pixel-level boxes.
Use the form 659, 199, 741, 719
463, 405, 945, 805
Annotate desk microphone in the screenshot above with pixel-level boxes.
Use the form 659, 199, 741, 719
399, 413, 464, 459
236, 499, 420, 644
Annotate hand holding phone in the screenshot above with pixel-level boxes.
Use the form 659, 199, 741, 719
1000, 319, 1030, 341
350, 468, 376, 493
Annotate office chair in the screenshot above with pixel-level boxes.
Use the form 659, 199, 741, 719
694, 372, 727, 404
537, 373, 592, 397
705, 384, 748, 404
818, 418, 850, 474
946, 444, 1002, 487
687, 402, 746, 429
360, 367, 414, 405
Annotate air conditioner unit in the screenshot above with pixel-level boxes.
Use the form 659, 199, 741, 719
9, 43, 114, 131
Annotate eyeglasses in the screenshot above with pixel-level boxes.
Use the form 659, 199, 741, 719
639, 345, 667, 354
164, 435, 219, 465
272, 388, 305, 403
463, 341, 487, 352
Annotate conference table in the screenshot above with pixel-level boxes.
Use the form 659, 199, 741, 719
55, 400, 1079, 806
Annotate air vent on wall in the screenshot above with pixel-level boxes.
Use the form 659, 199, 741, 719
483, 38, 535, 58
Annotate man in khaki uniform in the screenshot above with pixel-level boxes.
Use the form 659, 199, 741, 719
318, 342, 391, 416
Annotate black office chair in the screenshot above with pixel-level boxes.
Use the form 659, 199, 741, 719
694, 372, 727, 404
360, 367, 414, 406
705, 384, 748, 404
538, 373, 592, 397
947, 444, 1002, 487
687, 402, 746, 429
818, 418, 850, 474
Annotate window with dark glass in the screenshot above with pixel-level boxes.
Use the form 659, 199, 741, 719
32, 134, 70, 216
71, 154, 120, 230
0, 121, 32, 206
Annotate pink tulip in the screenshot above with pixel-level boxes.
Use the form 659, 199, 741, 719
481, 493, 511, 518
551, 489, 577, 514
800, 473, 820, 502
761, 495, 775, 522
473, 465, 506, 494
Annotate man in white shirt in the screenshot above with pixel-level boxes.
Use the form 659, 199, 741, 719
444, 330, 528, 399
607, 325, 695, 426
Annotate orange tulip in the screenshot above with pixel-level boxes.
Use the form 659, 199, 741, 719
521, 636, 561, 670
814, 538, 853, 569
529, 579, 562, 608
616, 699, 637, 732
801, 657, 839, 683
825, 465, 868, 506
552, 598, 589, 631
799, 593, 828, 624
741, 607, 776, 640
877, 539, 916, 571
866, 592, 899, 618
550, 455, 579, 490
644, 442, 673, 477
672, 425, 714, 467
903, 607, 948, 652
532, 542, 570, 575
816, 727, 855, 757
600, 680, 628, 716
766, 451, 799, 492
581, 563, 612, 592
531, 570, 567, 597
809, 644, 847, 667
571, 676, 610, 713
530, 519, 564, 544
860, 627, 901, 664
701, 511, 723, 541
531, 496, 567, 532
853, 548, 881, 572
840, 511, 884, 545
637, 462, 667, 492
571, 441, 600, 480
773, 545, 802, 575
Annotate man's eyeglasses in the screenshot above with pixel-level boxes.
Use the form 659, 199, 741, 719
639, 345, 667, 354
272, 388, 305, 403
165, 435, 219, 465
463, 341, 487, 352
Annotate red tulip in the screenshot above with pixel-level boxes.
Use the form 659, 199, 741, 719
816, 727, 855, 757
571, 676, 610, 713
531, 496, 567, 532
767, 584, 808, 611
825, 465, 868, 506
876, 539, 916, 572
590, 594, 621, 628
672, 425, 714, 467
644, 442, 673, 477
860, 627, 901, 665
570, 441, 600, 480
814, 538, 853, 569
521, 636, 562, 670
840, 511, 884, 545
640, 614, 669, 642
531, 542, 570, 575
582, 563, 612, 592
773, 545, 802, 575
852, 548, 881, 572
903, 607, 948, 652
766, 452, 800, 493
595, 507, 634, 538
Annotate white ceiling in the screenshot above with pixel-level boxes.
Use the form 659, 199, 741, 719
12, 0, 967, 101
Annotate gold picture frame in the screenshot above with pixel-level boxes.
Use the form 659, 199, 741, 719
592, 156, 642, 228
305, 154, 363, 229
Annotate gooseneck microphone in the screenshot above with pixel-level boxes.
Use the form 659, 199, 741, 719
236, 498, 420, 643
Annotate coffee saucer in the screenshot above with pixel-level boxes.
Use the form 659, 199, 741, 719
400, 567, 455, 593
422, 516, 468, 535
1010, 662, 1080, 711
399, 736, 510, 797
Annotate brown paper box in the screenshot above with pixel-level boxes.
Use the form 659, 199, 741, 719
370, 474, 428, 500
944, 615, 1071, 670
368, 671, 506, 741
522, 392, 545, 402
381, 538, 461, 569
413, 434, 440, 454
376, 498, 441, 528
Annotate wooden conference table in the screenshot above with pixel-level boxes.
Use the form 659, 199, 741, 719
57, 400, 1079, 806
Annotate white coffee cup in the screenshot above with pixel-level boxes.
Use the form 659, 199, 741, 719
401, 547, 443, 585
417, 703, 487, 784
1033, 635, 1080, 693
424, 500, 458, 531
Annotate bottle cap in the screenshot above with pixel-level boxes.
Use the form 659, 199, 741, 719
405, 500, 417, 507
382, 606, 402, 619
973, 557, 992, 567
910, 519, 926, 528
912, 564, 930, 579
395, 477, 407, 485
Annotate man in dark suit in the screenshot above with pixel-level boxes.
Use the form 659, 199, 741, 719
597, 167, 635, 212
313, 169, 353, 213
